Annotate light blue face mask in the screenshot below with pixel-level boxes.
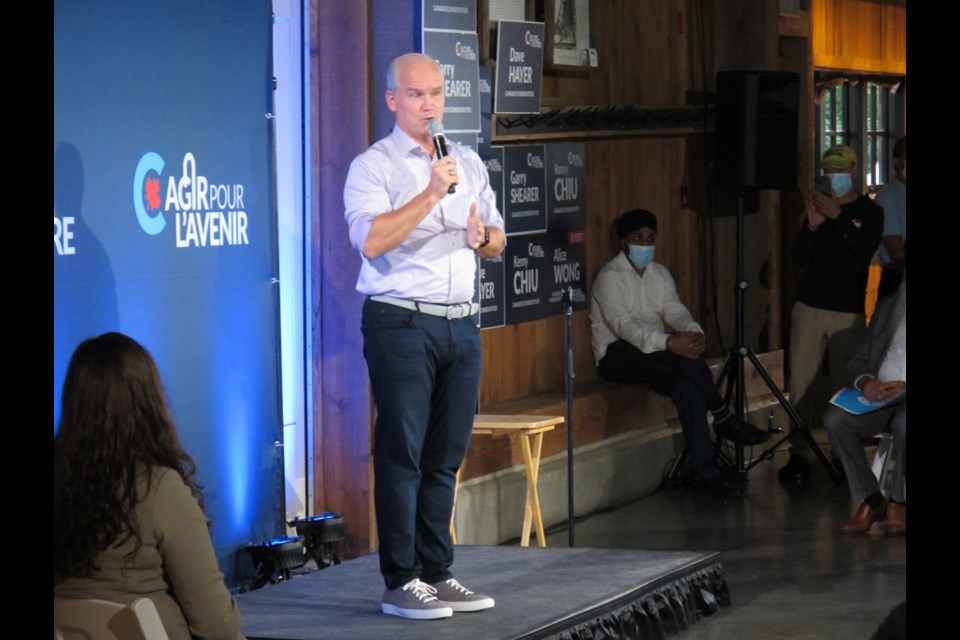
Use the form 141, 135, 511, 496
826, 172, 853, 197
627, 244, 655, 270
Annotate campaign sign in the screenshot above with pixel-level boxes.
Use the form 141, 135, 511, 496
485, 146, 505, 220
494, 20, 545, 115
422, 30, 481, 133
544, 236, 588, 314
546, 143, 586, 232
505, 233, 551, 325
478, 65, 493, 160
478, 253, 506, 329
422, 0, 476, 33
502, 145, 547, 235
446, 131, 478, 152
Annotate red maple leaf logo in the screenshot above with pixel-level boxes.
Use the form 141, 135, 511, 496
144, 177, 161, 210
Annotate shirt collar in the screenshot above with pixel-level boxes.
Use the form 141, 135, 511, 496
390, 124, 431, 158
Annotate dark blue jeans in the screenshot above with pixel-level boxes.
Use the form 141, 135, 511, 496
598, 339, 723, 479
362, 299, 482, 590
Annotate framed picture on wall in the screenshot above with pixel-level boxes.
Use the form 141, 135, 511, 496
481, 0, 596, 70
538, 0, 595, 69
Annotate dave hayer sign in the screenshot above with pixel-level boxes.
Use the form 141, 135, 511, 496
494, 20, 544, 115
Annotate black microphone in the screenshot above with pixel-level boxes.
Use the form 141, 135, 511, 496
428, 119, 456, 194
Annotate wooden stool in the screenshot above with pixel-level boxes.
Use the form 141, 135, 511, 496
452, 414, 564, 547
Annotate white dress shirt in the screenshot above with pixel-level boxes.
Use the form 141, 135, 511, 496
590, 253, 703, 363
344, 126, 504, 304
877, 314, 906, 383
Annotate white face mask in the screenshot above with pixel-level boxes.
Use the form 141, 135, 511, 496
826, 172, 853, 196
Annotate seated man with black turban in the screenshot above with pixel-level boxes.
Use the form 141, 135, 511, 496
590, 209, 769, 498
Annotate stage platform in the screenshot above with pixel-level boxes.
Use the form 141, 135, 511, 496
237, 545, 729, 640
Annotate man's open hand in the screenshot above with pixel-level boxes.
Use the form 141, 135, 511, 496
467, 202, 485, 249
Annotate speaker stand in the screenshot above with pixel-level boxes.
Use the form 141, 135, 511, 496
715, 192, 841, 484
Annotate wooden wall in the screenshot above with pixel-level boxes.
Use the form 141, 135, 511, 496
309, 0, 895, 557
483, 1, 706, 405
480, 136, 701, 404
812, 0, 906, 74
310, 0, 375, 560
481, 0, 788, 406
307, 0, 784, 557
310, 0, 427, 559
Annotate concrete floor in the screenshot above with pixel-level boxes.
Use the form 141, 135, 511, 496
543, 447, 906, 640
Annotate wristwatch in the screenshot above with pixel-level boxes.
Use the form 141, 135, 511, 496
478, 227, 490, 249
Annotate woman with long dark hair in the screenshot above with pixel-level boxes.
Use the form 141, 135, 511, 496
54, 332, 244, 639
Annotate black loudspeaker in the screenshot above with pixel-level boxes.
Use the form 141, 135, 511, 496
715, 71, 799, 189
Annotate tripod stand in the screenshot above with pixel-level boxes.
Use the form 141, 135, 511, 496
714, 192, 841, 483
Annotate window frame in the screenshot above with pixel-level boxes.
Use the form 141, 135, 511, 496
815, 72, 905, 194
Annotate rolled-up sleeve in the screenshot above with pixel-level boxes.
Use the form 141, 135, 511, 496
469, 158, 504, 231
344, 155, 391, 254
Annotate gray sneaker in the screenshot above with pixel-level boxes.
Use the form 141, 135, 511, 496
381, 579, 453, 620
428, 578, 495, 612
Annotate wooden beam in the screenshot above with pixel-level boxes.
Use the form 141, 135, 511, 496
312, 0, 373, 559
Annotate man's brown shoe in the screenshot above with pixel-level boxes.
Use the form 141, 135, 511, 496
840, 499, 887, 534
885, 502, 906, 537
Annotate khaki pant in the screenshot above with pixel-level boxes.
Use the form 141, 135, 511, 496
787, 301, 866, 454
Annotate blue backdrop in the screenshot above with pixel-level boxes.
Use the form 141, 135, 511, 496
54, 0, 282, 588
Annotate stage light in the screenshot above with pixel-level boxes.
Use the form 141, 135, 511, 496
241, 535, 307, 592
288, 512, 346, 569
